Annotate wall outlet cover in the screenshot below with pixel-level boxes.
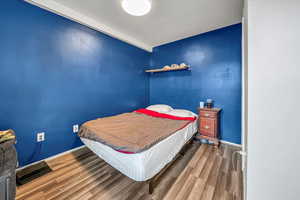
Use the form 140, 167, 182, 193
73, 125, 79, 133
37, 132, 45, 142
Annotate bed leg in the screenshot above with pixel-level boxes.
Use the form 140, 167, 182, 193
148, 180, 154, 194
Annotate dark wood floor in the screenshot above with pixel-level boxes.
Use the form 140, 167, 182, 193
16, 142, 243, 200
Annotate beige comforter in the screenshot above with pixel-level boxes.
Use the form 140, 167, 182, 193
78, 112, 193, 153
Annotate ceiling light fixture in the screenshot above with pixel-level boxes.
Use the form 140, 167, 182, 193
122, 0, 152, 16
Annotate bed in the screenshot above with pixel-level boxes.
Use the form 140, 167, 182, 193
78, 105, 198, 192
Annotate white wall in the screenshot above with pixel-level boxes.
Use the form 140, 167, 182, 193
247, 1, 300, 200
242, 1, 248, 199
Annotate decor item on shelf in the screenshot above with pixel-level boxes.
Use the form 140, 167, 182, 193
205, 99, 213, 108
180, 63, 187, 68
145, 63, 190, 73
163, 65, 171, 70
171, 64, 179, 68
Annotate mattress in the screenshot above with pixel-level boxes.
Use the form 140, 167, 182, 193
80, 119, 197, 181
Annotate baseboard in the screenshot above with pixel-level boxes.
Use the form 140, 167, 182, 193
220, 140, 242, 148
17, 145, 86, 171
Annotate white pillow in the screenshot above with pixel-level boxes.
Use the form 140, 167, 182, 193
146, 104, 173, 113
167, 109, 197, 118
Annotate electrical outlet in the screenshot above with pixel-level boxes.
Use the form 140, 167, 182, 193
73, 124, 79, 133
37, 132, 45, 142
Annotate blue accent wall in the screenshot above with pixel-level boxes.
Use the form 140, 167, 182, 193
149, 24, 242, 144
0, 0, 150, 166
0, 0, 241, 167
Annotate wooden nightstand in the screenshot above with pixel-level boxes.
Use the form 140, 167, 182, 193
196, 108, 221, 147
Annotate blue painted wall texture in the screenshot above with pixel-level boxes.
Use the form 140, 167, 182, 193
149, 24, 242, 144
0, 0, 150, 166
0, 0, 241, 166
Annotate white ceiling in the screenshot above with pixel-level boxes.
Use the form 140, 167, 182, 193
26, 0, 243, 52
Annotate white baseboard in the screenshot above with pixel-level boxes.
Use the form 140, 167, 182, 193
17, 145, 86, 171
220, 140, 242, 148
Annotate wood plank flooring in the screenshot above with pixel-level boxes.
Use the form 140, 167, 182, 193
16, 142, 243, 200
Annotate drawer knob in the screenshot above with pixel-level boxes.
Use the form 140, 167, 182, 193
205, 125, 209, 129
204, 113, 210, 117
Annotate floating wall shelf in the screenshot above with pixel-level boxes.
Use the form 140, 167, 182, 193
145, 66, 190, 73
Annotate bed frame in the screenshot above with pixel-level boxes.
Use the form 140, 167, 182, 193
144, 135, 195, 194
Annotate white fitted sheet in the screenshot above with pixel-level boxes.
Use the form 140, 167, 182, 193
80, 119, 197, 181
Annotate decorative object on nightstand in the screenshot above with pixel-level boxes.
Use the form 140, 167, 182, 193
196, 108, 221, 147
205, 99, 213, 108
199, 101, 205, 108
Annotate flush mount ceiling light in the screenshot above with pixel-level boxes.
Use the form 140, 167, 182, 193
122, 0, 152, 16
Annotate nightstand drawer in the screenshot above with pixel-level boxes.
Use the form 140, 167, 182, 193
199, 118, 216, 137
199, 111, 217, 118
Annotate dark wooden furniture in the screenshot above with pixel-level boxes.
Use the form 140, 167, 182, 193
0, 140, 17, 200
196, 108, 221, 147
